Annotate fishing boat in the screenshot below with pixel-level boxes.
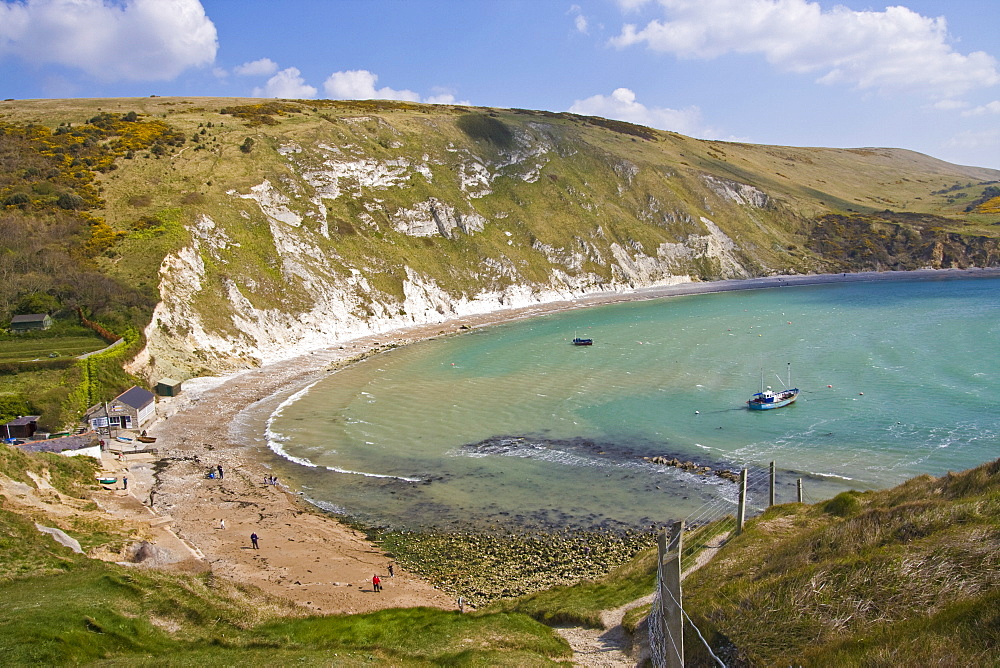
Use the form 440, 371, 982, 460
748, 364, 799, 410
572, 337, 593, 346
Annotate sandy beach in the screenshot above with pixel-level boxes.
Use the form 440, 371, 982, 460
102, 268, 1000, 614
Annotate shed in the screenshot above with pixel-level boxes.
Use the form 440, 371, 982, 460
155, 378, 183, 397
85, 386, 156, 431
10, 314, 52, 332
3, 415, 40, 440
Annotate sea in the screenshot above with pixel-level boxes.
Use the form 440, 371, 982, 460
262, 274, 1000, 532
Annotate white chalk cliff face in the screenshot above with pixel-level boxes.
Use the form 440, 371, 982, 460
131, 120, 767, 379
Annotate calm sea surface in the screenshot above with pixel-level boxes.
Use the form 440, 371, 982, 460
265, 276, 1000, 531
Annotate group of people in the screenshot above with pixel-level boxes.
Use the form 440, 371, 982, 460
263, 475, 279, 485
372, 563, 394, 592
206, 465, 224, 479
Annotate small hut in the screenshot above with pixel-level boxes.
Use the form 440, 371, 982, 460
155, 378, 183, 397
9, 314, 52, 333
3, 415, 40, 440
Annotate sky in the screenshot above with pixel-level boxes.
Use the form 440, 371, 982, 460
1, 0, 998, 170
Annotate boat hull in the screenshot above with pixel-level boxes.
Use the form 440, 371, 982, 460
747, 389, 799, 410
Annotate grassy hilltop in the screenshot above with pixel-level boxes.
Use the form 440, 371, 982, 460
1, 96, 999, 427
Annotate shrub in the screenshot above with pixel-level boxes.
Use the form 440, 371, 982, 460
56, 193, 85, 210
823, 491, 863, 517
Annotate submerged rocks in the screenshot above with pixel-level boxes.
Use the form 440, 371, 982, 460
644, 456, 740, 483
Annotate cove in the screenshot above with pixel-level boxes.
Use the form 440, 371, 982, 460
266, 274, 1000, 531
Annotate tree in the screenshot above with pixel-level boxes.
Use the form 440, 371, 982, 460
14, 291, 60, 315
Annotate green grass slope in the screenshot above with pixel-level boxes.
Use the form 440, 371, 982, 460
683, 458, 1000, 666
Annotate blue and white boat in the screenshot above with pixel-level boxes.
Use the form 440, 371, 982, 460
748, 364, 799, 410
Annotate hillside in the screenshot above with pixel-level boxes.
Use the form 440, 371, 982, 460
3, 437, 995, 665
682, 458, 1000, 666
1, 97, 999, 423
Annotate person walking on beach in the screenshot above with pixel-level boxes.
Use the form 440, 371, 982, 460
122, 476, 128, 490
219, 519, 225, 530
251, 532, 259, 549
372, 574, 381, 592
217, 465, 224, 479
388, 563, 394, 577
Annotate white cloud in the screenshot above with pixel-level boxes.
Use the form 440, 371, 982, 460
235, 58, 279, 77
610, 0, 1000, 98
423, 87, 472, 105
252, 67, 317, 99
944, 128, 1000, 153
932, 99, 967, 111
322, 70, 468, 105
962, 101, 1000, 116
0, 0, 217, 81
323, 70, 420, 102
575, 14, 589, 34
616, 0, 653, 11
569, 87, 713, 137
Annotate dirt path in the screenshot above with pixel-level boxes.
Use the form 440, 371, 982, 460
557, 531, 731, 667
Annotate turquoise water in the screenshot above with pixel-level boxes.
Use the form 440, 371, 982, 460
267, 276, 1000, 530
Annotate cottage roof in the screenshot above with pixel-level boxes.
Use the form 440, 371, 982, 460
5, 415, 40, 426
115, 386, 155, 410
18, 433, 99, 454
10, 314, 49, 324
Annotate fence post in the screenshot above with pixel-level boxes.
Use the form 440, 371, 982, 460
797, 477, 803, 503
769, 460, 776, 507
658, 521, 685, 668
737, 468, 748, 535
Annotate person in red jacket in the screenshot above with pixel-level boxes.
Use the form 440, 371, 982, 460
372, 574, 382, 592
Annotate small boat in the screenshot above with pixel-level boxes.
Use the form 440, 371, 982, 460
748, 363, 799, 410
115, 436, 133, 443
97, 476, 118, 485
136, 436, 156, 444
572, 337, 593, 346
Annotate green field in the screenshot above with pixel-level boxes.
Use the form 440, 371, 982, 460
0, 335, 108, 364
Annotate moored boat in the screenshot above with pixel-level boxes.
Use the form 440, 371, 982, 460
572, 337, 593, 346
748, 363, 799, 410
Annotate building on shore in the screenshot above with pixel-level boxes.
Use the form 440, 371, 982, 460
85, 386, 156, 432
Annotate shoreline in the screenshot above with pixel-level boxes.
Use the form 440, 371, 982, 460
133, 267, 1000, 613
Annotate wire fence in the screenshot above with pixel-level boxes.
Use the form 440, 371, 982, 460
648, 461, 797, 666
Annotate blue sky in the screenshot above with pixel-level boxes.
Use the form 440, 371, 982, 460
2, 0, 998, 170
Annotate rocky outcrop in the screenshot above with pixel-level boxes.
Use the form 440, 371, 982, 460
644, 456, 741, 483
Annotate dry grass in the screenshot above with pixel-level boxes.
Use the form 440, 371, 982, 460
682, 458, 1000, 665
